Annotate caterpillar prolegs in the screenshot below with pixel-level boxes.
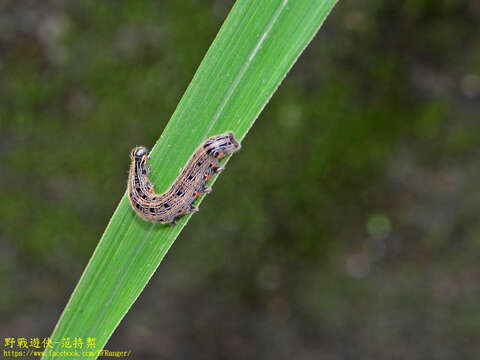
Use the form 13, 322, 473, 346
128, 132, 241, 225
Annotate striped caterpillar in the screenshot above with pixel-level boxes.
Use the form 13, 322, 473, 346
128, 132, 241, 225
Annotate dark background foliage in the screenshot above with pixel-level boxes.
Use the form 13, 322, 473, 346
1, 0, 480, 359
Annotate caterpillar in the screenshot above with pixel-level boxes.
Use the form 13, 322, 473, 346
128, 131, 241, 225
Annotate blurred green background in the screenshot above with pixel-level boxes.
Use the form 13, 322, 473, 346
1, 0, 480, 358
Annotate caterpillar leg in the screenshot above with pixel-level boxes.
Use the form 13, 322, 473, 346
213, 165, 225, 173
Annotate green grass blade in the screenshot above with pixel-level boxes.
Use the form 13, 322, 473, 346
42, 0, 339, 358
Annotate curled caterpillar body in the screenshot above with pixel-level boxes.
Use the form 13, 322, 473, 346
128, 131, 241, 225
